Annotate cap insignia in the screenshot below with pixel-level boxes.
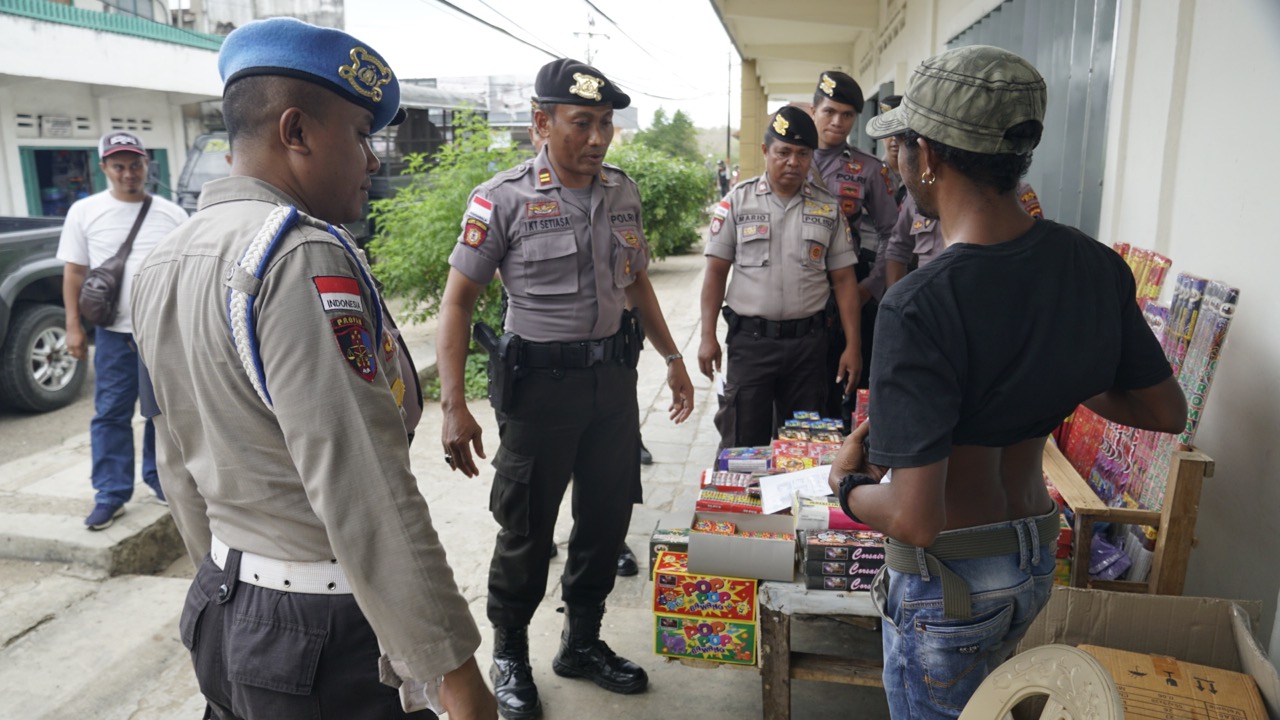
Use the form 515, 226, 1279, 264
819, 74, 836, 97
338, 47, 391, 103
569, 73, 605, 101
772, 114, 790, 136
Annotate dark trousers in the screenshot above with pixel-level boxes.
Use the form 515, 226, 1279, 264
486, 363, 642, 627
182, 555, 434, 720
715, 330, 827, 449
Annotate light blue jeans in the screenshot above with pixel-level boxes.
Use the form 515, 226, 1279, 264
873, 509, 1057, 719
91, 328, 158, 506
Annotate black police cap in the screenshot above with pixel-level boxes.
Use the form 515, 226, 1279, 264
816, 70, 864, 114
534, 58, 631, 109
766, 106, 818, 150
879, 94, 903, 114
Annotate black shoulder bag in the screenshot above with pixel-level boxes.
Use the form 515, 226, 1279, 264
78, 195, 152, 327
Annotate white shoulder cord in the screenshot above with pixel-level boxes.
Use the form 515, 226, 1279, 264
226, 207, 383, 410
227, 205, 297, 409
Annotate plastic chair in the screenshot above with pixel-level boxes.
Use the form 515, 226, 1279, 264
959, 644, 1123, 720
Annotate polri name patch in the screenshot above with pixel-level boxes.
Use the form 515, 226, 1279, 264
313, 276, 365, 314
331, 314, 377, 382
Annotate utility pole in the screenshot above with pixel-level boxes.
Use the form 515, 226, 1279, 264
574, 13, 610, 64
726, 49, 732, 163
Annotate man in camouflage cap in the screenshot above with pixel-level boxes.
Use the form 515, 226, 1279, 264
699, 105, 861, 450
829, 45, 1187, 717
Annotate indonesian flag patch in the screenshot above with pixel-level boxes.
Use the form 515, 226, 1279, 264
331, 314, 377, 382
711, 200, 730, 235
467, 195, 493, 223
313, 276, 364, 314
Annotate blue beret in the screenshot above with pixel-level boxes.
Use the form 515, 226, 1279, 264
219, 17, 405, 132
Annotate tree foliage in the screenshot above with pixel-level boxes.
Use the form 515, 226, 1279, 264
368, 110, 522, 328
633, 108, 701, 164
607, 141, 711, 259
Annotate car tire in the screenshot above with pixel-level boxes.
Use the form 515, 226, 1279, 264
0, 303, 87, 412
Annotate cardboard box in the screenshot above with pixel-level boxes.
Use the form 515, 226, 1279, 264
687, 511, 797, 582
1080, 644, 1267, 719
654, 613, 757, 666
652, 551, 757, 621
648, 523, 690, 576
1018, 588, 1280, 718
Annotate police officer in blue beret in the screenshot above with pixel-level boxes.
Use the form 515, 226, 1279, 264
440, 57, 694, 720
131, 17, 496, 720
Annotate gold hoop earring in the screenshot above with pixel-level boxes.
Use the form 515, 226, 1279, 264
921, 170, 936, 185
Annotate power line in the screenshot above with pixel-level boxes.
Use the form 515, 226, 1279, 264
414, 0, 558, 60
472, 0, 572, 58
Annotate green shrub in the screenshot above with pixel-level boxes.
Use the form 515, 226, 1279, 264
607, 142, 712, 259
368, 110, 523, 329
422, 352, 488, 401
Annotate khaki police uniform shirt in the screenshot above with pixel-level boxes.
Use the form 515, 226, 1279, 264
705, 174, 857, 321
448, 147, 649, 342
811, 143, 898, 299
131, 176, 479, 684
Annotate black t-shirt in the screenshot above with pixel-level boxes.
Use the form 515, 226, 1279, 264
868, 219, 1172, 468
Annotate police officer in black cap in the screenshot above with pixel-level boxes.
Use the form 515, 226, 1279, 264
439, 58, 694, 720
808, 71, 898, 426
699, 106, 861, 449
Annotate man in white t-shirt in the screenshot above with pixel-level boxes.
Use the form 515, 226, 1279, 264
57, 131, 188, 530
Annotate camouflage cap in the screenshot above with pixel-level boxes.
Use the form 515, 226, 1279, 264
866, 45, 1046, 155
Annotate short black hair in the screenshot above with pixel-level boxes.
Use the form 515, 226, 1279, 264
901, 121, 1040, 193
223, 76, 331, 146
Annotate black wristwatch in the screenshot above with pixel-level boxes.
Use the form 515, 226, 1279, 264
837, 472, 880, 524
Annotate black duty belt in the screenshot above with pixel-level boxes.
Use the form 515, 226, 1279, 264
519, 335, 623, 369
723, 307, 827, 339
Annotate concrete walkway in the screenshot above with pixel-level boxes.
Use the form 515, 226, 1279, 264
0, 249, 889, 719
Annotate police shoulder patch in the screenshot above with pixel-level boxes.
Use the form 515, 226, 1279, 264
464, 218, 488, 247
331, 314, 377, 382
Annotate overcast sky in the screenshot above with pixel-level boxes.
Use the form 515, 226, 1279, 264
346, 0, 741, 130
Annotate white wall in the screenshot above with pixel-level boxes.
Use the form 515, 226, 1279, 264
0, 14, 220, 214
1101, 0, 1280, 647
0, 14, 220, 96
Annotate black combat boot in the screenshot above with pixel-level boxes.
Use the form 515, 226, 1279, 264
552, 603, 648, 694
491, 626, 541, 720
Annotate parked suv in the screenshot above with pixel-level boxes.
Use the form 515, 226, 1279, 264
175, 132, 231, 214
0, 217, 86, 412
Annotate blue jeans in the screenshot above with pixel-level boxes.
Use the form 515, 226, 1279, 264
873, 511, 1057, 719
91, 328, 158, 506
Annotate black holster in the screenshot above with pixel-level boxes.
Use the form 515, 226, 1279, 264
475, 322, 523, 413
620, 308, 645, 369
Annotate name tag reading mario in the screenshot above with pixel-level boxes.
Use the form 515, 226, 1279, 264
313, 276, 365, 314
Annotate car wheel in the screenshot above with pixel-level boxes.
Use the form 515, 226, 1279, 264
0, 303, 87, 412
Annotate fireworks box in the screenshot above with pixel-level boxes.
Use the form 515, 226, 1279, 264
654, 613, 757, 666
802, 529, 885, 562
687, 511, 797, 582
695, 487, 763, 514
652, 551, 757, 621
804, 574, 876, 591
699, 469, 755, 491
792, 495, 873, 533
648, 522, 690, 577
716, 446, 771, 472
1018, 588, 1280, 718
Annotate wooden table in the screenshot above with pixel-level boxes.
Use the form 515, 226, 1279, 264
758, 580, 884, 719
